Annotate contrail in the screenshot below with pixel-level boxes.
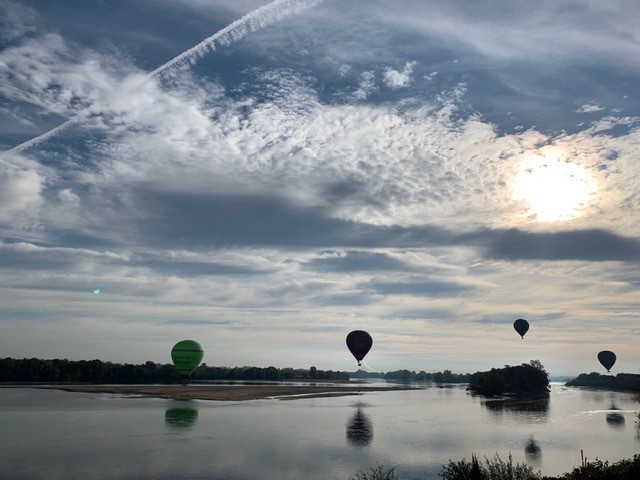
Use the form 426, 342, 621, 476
149, 0, 323, 78
3, 0, 323, 155
5, 119, 75, 155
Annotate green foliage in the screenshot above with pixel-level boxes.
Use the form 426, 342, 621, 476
351, 455, 640, 480
0, 357, 182, 384
349, 464, 400, 480
384, 369, 472, 383
440, 453, 540, 480
192, 364, 349, 381
469, 363, 549, 396
349, 453, 640, 480
558, 455, 640, 480
0, 357, 350, 383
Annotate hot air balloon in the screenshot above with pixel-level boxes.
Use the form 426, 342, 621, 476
346, 330, 372, 366
171, 340, 204, 378
597, 350, 616, 372
513, 319, 529, 339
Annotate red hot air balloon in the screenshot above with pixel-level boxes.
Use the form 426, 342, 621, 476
346, 330, 373, 366
598, 350, 616, 372
513, 319, 529, 339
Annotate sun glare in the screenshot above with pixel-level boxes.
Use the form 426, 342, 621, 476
512, 148, 596, 222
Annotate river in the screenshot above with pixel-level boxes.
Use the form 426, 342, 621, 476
0, 383, 638, 479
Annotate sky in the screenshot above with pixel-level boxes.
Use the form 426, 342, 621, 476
1, 0, 639, 376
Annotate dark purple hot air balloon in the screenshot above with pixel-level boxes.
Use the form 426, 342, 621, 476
513, 319, 529, 339
598, 350, 616, 372
346, 330, 373, 366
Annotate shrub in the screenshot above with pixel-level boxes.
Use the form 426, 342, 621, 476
560, 454, 640, 480
349, 464, 400, 480
440, 453, 540, 480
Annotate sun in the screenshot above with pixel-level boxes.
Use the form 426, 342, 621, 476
512, 147, 596, 222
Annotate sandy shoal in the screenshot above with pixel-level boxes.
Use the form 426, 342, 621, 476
36, 384, 417, 401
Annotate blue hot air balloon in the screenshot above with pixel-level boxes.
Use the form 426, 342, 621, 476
597, 350, 616, 372
513, 319, 529, 339
346, 330, 373, 366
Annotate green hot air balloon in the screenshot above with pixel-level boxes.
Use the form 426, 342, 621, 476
171, 340, 204, 378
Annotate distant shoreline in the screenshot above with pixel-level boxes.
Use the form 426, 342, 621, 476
19, 384, 419, 401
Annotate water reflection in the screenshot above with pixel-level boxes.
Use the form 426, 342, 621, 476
524, 436, 542, 463
346, 405, 373, 447
4, 386, 640, 479
606, 403, 625, 429
482, 396, 549, 422
165, 406, 199, 430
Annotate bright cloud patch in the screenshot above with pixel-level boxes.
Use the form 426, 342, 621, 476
383, 61, 416, 89
0, 156, 43, 219
577, 103, 605, 113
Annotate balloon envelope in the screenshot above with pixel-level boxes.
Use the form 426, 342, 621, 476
513, 319, 529, 339
597, 350, 616, 372
346, 330, 373, 366
171, 340, 204, 377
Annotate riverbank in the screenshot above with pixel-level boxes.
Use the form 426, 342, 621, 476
28, 384, 417, 401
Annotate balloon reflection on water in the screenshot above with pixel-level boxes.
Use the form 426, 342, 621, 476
346, 406, 373, 448
605, 403, 625, 429
524, 436, 542, 462
165, 406, 199, 430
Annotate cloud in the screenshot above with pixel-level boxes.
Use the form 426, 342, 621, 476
383, 61, 416, 89
476, 312, 566, 324
360, 279, 472, 297
577, 103, 605, 113
98, 183, 640, 263
461, 228, 640, 262
304, 251, 413, 272
150, 0, 324, 77
353, 71, 376, 100
374, 0, 640, 68
132, 190, 452, 249
0, 1, 39, 41
0, 155, 44, 221
129, 252, 277, 276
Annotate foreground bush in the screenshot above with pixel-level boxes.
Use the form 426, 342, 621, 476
350, 453, 640, 480
349, 464, 399, 480
559, 454, 640, 480
440, 453, 540, 480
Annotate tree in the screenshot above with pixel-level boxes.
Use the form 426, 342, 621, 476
529, 359, 546, 372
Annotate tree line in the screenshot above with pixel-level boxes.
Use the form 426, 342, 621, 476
191, 364, 349, 381
350, 369, 471, 383
0, 357, 351, 383
0, 357, 477, 384
565, 372, 640, 391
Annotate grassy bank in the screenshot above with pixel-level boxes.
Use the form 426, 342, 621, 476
349, 453, 640, 480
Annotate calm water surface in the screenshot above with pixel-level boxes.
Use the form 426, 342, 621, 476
1, 383, 638, 479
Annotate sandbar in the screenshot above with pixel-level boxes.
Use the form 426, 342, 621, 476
35, 384, 417, 401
